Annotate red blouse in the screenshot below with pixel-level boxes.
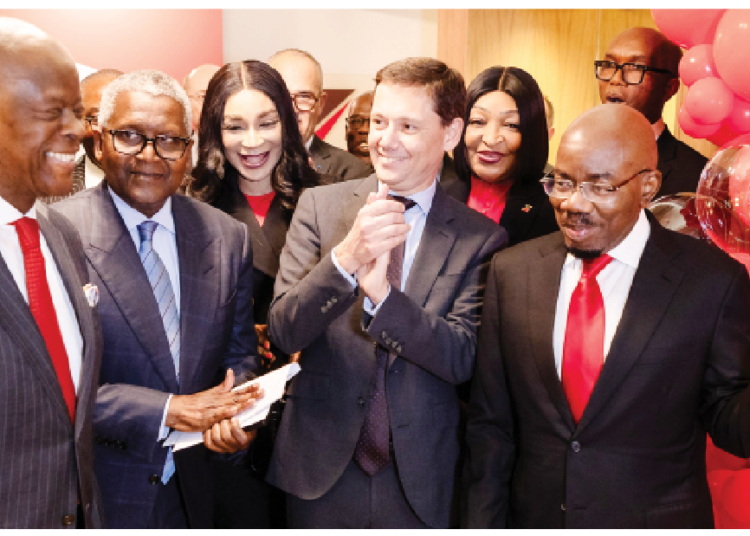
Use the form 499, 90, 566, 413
466, 175, 513, 224
243, 190, 276, 226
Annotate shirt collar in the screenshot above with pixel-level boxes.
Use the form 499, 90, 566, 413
563, 209, 650, 269
652, 118, 666, 140
381, 177, 437, 216
305, 135, 314, 152
0, 194, 36, 226
108, 185, 175, 236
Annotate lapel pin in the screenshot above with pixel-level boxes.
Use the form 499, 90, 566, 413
522, 204, 533, 213
83, 283, 99, 308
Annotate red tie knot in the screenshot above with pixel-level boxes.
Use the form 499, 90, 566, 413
582, 254, 613, 280
12, 217, 41, 251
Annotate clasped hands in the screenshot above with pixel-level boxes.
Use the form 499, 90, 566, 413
333, 183, 411, 305
165, 368, 264, 454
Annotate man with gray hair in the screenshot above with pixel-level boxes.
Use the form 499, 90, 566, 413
269, 48, 371, 182
52, 69, 263, 528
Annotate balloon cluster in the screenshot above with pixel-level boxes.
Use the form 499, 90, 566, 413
706, 437, 750, 528
652, 10, 750, 147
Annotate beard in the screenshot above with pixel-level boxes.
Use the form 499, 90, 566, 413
567, 247, 604, 259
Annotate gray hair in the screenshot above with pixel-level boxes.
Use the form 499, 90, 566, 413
99, 69, 192, 134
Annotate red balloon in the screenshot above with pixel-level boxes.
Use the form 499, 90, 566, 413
652, 9, 726, 48
678, 106, 721, 139
709, 469, 735, 528
722, 470, 750, 523
680, 45, 718, 87
727, 95, 750, 134
707, 437, 750, 472
706, 123, 743, 147
714, 10, 750, 101
685, 77, 735, 125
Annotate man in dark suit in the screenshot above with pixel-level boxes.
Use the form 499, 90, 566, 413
464, 103, 750, 528
52, 69, 262, 529
267, 57, 506, 528
0, 18, 103, 528
269, 48, 372, 182
597, 27, 708, 197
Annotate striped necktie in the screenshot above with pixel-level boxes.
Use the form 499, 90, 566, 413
137, 220, 179, 483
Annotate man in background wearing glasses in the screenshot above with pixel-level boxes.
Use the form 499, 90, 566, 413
596, 27, 707, 197
52, 69, 263, 528
464, 103, 750, 529
269, 48, 371, 182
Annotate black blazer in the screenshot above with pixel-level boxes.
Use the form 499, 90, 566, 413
309, 135, 372, 183
440, 154, 558, 248
464, 218, 750, 528
656, 125, 708, 198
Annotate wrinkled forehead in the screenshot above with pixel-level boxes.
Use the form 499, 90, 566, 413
111, 91, 188, 132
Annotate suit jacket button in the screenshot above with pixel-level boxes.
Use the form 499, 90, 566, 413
571, 441, 581, 453
148, 474, 160, 485
381, 331, 388, 340
331, 296, 338, 304
561, 504, 566, 511
321, 305, 328, 313
61, 514, 75, 526
357, 397, 365, 408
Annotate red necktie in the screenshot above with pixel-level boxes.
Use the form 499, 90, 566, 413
562, 254, 613, 424
12, 217, 76, 421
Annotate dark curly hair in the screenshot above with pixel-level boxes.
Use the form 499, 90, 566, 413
188, 60, 318, 216
454, 66, 549, 188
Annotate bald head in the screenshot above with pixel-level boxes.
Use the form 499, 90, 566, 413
598, 27, 682, 123
0, 18, 84, 212
551, 104, 661, 256
183, 64, 220, 130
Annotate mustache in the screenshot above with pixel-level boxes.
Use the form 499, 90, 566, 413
560, 212, 594, 226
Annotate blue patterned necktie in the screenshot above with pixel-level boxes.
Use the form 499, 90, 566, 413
137, 220, 179, 484
353, 195, 416, 476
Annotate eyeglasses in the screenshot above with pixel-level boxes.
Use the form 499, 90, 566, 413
85, 115, 98, 128
103, 129, 192, 161
346, 116, 370, 129
290, 92, 319, 112
594, 60, 675, 85
540, 169, 651, 205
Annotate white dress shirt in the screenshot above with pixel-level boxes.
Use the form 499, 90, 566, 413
553, 210, 651, 377
333, 179, 437, 315
0, 195, 83, 392
84, 156, 105, 189
109, 189, 180, 443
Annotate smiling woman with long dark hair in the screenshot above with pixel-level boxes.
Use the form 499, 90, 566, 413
443, 66, 558, 247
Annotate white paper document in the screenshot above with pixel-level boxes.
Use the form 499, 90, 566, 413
163, 362, 301, 452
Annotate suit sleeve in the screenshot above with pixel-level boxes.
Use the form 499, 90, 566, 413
364, 226, 506, 384
220, 221, 259, 384
268, 188, 361, 353
462, 254, 516, 528
700, 264, 750, 455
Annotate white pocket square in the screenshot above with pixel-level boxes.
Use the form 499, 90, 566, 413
83, 283, 99, 308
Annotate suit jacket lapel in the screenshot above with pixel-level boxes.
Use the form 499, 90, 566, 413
657, 126, 677, 188
0, 226, 71, 422
173, 195, 219, 394
528, 234, 576, 431
576, 223, 684, 433
85, 184, 179, 392
37, 204, 99, 432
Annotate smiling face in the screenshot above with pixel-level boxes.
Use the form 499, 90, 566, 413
369, 82, 461, 196
0, 40, 85, 212
221, 89, 282, 196
96, 90, 190, 217
597, 29, 679, 124
346, 92, 373, 164
464, 90, 521, 183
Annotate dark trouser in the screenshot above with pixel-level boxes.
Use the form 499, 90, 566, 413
287, 456, 429, 529
146, 472, 189, 529
213, 457, 286, 528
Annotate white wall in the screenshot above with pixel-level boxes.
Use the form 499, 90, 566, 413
223, 9, 438, 149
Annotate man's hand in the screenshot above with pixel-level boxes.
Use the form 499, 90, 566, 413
255, 324, 274, 363
203, 417, 258, 453
333, 182, 409, 275
165, 369, 263, 433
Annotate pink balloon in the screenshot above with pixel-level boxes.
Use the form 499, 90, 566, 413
727, 96, 750, 134
723, 470, 750, 524
652, 9, 726, 48
678, 105, 721, 138
714, 10, 750, 101
707, 124, 742, 147
685, 77, 735, 125
679, 45, 718, 87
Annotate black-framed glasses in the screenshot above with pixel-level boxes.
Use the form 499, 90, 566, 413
594, 60, 675, 85
85, 115, 98, 128
540, 169, 651, 205
346, 116, 370, 129
103, 129, 192, 161
291, 92, 319, 112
